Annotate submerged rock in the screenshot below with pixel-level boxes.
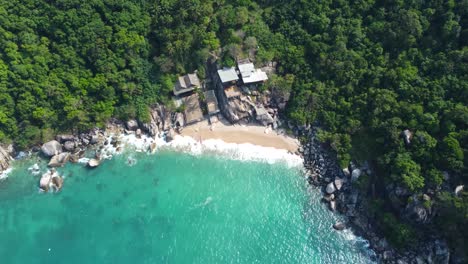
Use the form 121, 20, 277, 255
52, 175, 64, 191
39, 170, 54, 191
88, 159, 100, 168
41, 140, 62, 157
333, 222, 346, 231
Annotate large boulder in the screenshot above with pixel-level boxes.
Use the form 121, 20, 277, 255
63, 141, 75, 152
334, 178, 344, 191
0, 146, 12, 172
455, 185, 464, 196
56, 134, 75, 143
175, 113, 185, 127
51, 176, 64, 191
351, 168, 362, 182
255, 107, 275, 126
41, 140, 62, 157
166, 128, 176, 142
333, 222, 346, 231
88, 159, 100, 168
48, 152, 70, 167
326, 182, 336, 194
135, 129, 142, 138
39, 171, 53, 191
329, 200, 336, 211
126, 119, 139, 131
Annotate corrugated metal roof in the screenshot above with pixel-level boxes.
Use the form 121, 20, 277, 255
217, 67, 239, 83
238, 62, 268, 84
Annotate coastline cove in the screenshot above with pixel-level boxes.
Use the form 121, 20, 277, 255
0, 134, 376, 263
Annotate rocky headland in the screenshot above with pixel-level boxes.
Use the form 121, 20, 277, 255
300, 127, 453, 264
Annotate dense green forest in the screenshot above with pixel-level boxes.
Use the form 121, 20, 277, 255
0, 0, 466, 256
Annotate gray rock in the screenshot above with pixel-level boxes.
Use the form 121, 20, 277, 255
175, 113, 185, 127
136, 129, 142, 138
351, 169, 361, 182
434, 240, 450, 264
63, 141, 75, 152
0, 146, 13, 172
90, 135, 99, 144
334, 178, 343, 191
51, 176, 64, 191
56, 134, 75, 143
87, 159, 100, 168
405, 198, 429, 223
402, 129, 412, 145
48, 152, 70, 167
255, 107, 274, 126
326, 182, 336, 194
329, 200, 336, 211
333, 222, 346, 230
41, 140, 63, 157
455, 185, 464, 196
126, 119, 139, 131
166, 128, 176, 142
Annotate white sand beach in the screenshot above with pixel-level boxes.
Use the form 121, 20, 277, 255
179, 118, 300, 153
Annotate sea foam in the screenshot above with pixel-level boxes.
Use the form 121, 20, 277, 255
0, 167, 13, 180
103, 132, 303, 168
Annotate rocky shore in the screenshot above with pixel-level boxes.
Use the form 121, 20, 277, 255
300, 127, 452, 264
0, 97, 457, 263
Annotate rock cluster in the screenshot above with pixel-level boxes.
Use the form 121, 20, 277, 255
0, 145, 12, 173
300, 127, 452, 263
39, 169, 63, 192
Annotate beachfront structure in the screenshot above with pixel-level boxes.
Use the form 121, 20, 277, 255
217, 67, 239, 85
204, 90, 220, 115
238, 62, 268, 84
173, 73, 201, 96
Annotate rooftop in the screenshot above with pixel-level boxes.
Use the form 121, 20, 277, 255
181, 93, 204, 124
217, 67, 239, 83
204, 90, 220, 115
238, 62, 268, 84
174, 73, 201, 96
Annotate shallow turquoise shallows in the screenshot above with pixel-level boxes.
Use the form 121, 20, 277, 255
0, 149, 374, 263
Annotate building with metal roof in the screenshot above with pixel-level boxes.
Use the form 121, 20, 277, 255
173, 73, 201, 96
238, 62, 268, 84
217, 67, 239, 84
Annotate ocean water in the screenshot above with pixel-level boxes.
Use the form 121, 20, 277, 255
0, 140, 375, 263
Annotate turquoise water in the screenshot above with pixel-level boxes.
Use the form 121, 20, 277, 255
0, 149, 374, 263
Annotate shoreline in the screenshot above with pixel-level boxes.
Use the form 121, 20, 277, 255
179, 119, 300, 153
